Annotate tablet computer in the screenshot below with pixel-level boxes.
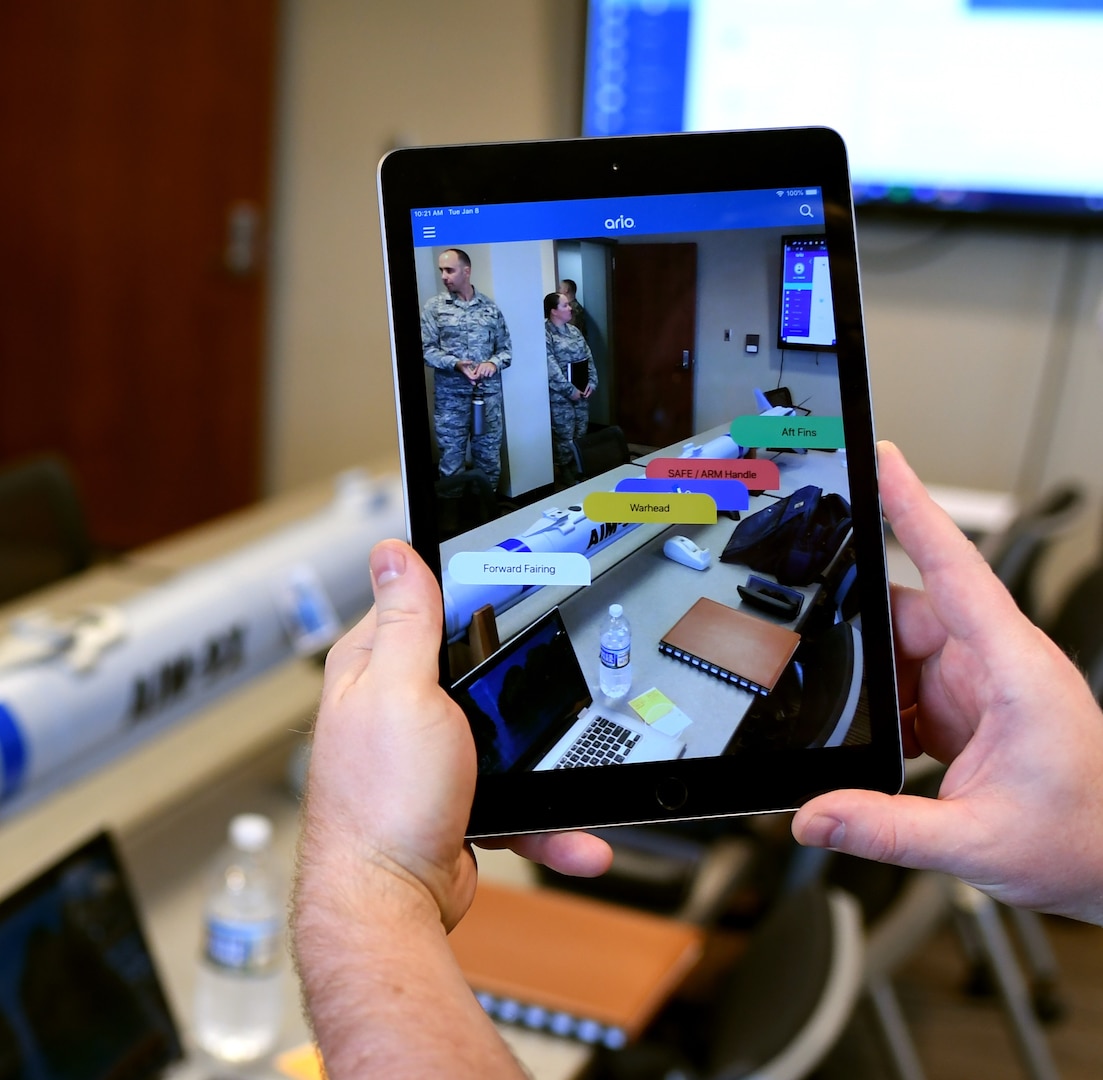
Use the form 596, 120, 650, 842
378, 127, 902, 838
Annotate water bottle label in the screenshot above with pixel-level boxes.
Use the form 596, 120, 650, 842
600, 644, 630, 669
204, 916, 282, 974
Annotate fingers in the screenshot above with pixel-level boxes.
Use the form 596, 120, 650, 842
878, 441, 972, 574
484, 831, 614, 878
365, 540, 445, 687
879, 441, 1020, 644
325, 540, 443, 697
792, 788, 970, 874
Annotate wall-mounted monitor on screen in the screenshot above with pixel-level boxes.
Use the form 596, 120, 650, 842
779, 236, 836, 352
582, 0, 1103, 227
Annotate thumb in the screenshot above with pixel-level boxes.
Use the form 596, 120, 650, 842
792, 788, 964, 874
366, 539, 445, 686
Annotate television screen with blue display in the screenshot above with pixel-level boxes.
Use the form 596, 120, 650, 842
583, 0, 1103, 226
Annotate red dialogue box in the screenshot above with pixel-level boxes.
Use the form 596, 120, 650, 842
645, 458, 781, 490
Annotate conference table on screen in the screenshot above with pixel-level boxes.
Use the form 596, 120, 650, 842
442, 430, 853, 759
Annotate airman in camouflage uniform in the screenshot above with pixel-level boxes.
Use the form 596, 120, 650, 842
559, 278, 588, 339
421, 249, 512, 490
544, 291, 598, 484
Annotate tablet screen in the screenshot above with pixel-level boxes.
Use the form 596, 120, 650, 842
380, 130, 900, 834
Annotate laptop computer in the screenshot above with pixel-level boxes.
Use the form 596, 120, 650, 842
0, 831, 280, 1080
451, 607, 685, 774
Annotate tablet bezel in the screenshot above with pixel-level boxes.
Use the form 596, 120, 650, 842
378, 128, 902, 838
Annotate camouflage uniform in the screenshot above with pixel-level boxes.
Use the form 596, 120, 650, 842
421, 288, 512, 489
545, 319, 598, 470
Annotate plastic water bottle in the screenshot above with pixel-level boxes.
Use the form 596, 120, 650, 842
194, 813, 285, 1063
599, 603, 632, 699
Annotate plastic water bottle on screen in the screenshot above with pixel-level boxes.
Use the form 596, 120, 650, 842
194, 813, 285, 1063
599, 603, 632, 699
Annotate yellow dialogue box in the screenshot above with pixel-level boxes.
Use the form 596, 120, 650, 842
730, 414, 845, 450
583, 491, 717, 524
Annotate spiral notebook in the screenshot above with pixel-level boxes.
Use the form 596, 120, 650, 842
658, 596, 801, 696
448, 881, 704, 1048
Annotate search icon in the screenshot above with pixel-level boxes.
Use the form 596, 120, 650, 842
798, 203, 814, 219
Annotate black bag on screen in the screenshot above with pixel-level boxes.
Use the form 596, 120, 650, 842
720, 484, 851, 586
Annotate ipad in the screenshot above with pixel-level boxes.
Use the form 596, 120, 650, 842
378, 128, 902, 838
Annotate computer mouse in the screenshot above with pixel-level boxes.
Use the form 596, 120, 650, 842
662, 534, 711, 570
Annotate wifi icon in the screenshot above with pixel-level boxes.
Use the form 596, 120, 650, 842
776, 190, 785, 197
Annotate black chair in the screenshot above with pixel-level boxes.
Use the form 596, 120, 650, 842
981, 481, 1086, 625
571, 425, 631, 480
538, 819, 762, 921
818, 760, 1065, 1080
729, 622, 864, 753
0, 455, 93, 604
762, 386, 811, 415
591, 881, 864, 1080
1046, 560, 1103, 704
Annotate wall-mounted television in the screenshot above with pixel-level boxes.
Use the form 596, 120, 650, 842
583, 0, 1103, 227
779, 236, 836, 352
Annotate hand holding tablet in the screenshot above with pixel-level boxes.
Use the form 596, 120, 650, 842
378, 128, 903, 836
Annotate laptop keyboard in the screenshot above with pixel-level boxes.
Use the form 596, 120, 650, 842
555, 715, 642, 768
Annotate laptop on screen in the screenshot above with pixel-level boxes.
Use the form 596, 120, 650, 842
451, 607, 685, 774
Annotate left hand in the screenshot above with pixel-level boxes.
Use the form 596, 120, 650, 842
300, 540, 611, 932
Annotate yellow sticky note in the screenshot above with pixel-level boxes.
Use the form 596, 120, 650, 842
630, 687, 677, 724
275, 1042, 326, 1080
629, 687, 694, 737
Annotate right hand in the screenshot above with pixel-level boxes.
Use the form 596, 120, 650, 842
793, 442, 1103, 924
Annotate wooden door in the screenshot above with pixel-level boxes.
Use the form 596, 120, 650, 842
610, 243, 698, 450
0, 2, 277, 550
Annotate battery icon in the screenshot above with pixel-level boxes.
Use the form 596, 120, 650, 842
805, 188, 818, 195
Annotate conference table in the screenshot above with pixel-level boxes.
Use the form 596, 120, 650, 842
443, 435, 855, 760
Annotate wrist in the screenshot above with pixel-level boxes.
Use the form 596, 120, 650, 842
292, 836, 520, 1077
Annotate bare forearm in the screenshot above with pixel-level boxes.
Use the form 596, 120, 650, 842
293, 849, 525, 1079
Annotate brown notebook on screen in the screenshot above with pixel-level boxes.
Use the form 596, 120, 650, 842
448, 881, 704, 1045
659, 596, 800, 696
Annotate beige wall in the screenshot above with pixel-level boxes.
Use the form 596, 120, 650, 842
265, 0, 584, 493
265, 1, 1103, 611
858, 225, 1103, 612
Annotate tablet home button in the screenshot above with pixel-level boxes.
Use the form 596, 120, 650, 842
654, 777, 688, 811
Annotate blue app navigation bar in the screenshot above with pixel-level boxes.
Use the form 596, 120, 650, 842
410, 188, 824, 247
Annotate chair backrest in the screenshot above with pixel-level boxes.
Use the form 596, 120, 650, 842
982, 482, 1086, 624
571, 425, 630, 479
797, 622, 863, 749
1047, 561, 1103, 704
705, 882, 864, 1080
0, 455, 92, 604
727, 621, 863, 754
